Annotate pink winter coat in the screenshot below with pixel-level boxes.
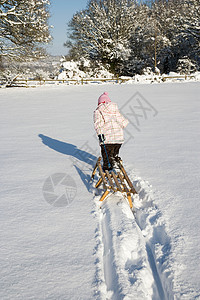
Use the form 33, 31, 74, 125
94, 102, 129, 144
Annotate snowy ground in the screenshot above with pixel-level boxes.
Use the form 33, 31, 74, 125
0, 82, 200, 299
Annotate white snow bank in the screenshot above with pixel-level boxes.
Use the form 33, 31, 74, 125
57, 59, 114, 81
56, 59, 200, 85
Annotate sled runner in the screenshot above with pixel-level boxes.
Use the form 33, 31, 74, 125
91, 157, 137, 209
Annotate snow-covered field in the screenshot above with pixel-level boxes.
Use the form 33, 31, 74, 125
0, 82, 200, 299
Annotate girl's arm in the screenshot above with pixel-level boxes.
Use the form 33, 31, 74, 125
93, 109, 105, 135
116, 106, 129, 128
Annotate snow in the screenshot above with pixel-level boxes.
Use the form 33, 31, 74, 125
0, 82, 200, 299
57, 59, 114, 80
55, 62, 200, 84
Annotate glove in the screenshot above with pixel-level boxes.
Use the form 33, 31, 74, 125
98, 134, 105, 143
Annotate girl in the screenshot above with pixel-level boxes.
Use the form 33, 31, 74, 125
94, 92, 129, 171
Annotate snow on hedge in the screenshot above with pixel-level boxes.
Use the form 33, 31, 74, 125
57, 58, 114, 80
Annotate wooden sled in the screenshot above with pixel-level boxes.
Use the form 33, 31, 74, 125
91, 157, 137, 209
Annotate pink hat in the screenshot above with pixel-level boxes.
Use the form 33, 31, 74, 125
98, 92, 111, 105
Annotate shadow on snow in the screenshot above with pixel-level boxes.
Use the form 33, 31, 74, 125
38, 134, 97, 191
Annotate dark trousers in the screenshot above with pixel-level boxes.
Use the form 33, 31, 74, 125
100, 143, 122, 170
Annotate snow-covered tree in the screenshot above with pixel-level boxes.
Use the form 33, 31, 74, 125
66, 0, 200, 75
172, 0, 200, 71
66, 0, 138, 74
152, 0, 200, 73
0, 0, 51, 62
124, 3, 156, 74
129, 0, 200, 74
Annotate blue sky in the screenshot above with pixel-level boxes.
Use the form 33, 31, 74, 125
47, 0, 89, 56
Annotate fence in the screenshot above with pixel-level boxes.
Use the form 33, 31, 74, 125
162, 74, 196, 82
0, 74, 197, 88
0, 77, 129, 88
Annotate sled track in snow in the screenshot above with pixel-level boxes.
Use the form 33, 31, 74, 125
92, 169, 174, 300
